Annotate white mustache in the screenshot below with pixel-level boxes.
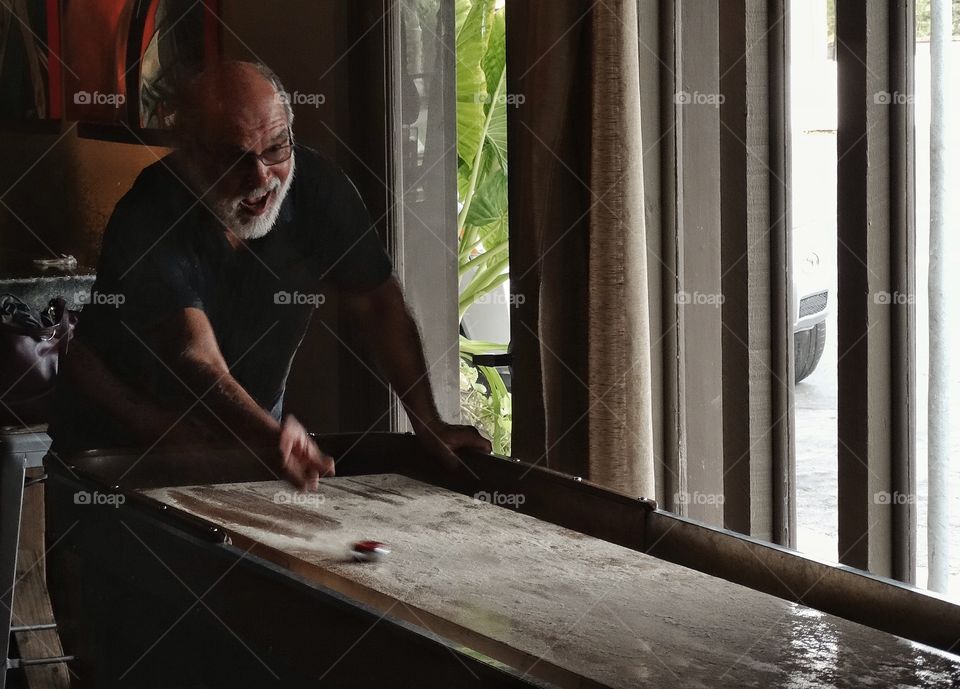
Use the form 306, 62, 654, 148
239, 180, 279, 204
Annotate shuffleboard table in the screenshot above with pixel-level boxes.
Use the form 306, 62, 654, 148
45, 433, 960, 688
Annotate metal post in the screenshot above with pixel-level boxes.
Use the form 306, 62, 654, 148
927, 0, 952, 594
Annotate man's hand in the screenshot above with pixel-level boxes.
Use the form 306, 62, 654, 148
413, 418, 493, 471
278, 415, 335, 490
340, 278, 493, 470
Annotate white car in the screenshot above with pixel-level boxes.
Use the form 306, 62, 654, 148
793, 227, 832, 383
461, 248, 832, 387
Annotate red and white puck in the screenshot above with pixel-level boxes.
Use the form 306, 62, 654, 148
352, 540, 390, 562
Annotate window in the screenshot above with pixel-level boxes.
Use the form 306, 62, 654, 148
454, 0, 512, 456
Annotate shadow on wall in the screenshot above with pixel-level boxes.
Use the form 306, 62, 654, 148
1, 128, 167, 267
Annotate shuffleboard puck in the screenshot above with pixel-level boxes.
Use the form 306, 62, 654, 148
352, 540, 390, 562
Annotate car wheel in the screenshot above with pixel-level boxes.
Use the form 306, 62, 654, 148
795, 321, 826, 383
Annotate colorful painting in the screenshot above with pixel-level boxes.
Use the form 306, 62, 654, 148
0, 0, 62, 121
62, 0, 219, 133
138, 0, 221, 129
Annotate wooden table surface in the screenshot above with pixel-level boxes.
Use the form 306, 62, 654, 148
144, 474, 960, 688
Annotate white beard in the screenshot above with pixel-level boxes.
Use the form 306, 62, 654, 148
218, 154, 296, 241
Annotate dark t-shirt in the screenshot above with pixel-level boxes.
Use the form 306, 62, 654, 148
50, 144, 392, 451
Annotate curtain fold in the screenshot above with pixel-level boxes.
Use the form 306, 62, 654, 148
507, 0, 655, 498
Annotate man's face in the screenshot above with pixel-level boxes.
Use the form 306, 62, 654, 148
189, 90, 295, 241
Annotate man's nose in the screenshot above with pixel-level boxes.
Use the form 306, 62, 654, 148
243, 156, 271, 188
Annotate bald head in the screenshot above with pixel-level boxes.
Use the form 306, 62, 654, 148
176, 60, 293, 147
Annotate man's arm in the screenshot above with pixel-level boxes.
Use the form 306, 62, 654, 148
145, 307, 280, 445
67, 308, 333, 489
63, 336, 211, 446
147, 308, 335, 487
340, 276, 492, 468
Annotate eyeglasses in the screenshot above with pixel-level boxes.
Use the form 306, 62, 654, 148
205, 127, 294, 170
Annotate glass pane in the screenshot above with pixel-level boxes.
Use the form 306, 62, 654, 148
914, 0, 960, 598
790, 0, 840, 563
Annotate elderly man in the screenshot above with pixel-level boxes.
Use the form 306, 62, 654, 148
51, 61, 490, 487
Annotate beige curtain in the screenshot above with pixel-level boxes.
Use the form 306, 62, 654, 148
507, 0, 655, 498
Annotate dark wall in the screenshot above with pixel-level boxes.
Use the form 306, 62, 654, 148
1, 128, 167, 267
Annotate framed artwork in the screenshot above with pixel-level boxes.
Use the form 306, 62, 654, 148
137, 0, 221, 130
62, 0, 220, 141
0, 0, 62, 122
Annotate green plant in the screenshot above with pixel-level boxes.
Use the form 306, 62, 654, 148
914, 0, 960, 39
459, 357, 512, 453
456, 0, 511, 455
829, 0, 960, 42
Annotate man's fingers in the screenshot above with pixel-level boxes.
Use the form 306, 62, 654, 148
450, 426, 493, 454
278, 424, 296, 467
465, 432, 493, 454
295, 443, 334, 486
286, 452, 331, 490
303, 436, 335, 478
278, 415, 335, 488
279, 415, 304, 463
302, 467, 320, 492
287, 470, 309, 491
314, 451, 336, 478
